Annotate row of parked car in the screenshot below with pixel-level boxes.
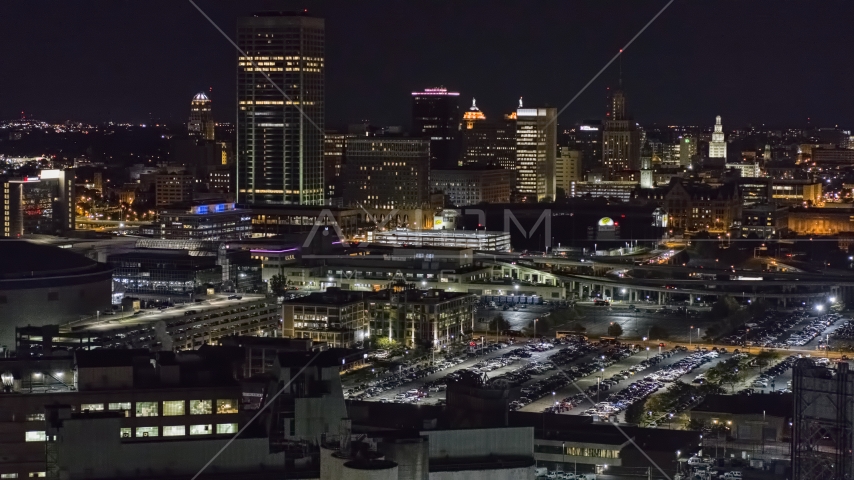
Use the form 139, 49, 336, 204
832, 318, 854, 341
720, 311, 807, 347
722, 311, 842, 349
751, 354, 798, 390
785, 314, 841, 347
345, 355, 467, 400
536, 469, 597, 480
512, 340, 605, 411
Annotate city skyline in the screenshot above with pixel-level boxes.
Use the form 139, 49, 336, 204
1, 1, 853, 128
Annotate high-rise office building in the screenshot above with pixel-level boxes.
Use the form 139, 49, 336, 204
323, 131, 346, 203
495, 112, 517, 171
566, 121, 603, 172
708, 115, 726, 162
602, 89, 640, 172
0, 169, 75, 237
461, 98, 492, 166
515, 106, 557, 202
237, 12, 325, 206
555, 147, 582, 196
461, 98, 517, 171
155, 172, 194, 207
343, 137, 430, 209
188, 92, 215, 141
679, 134, 697, 167
412, 87, 460, 170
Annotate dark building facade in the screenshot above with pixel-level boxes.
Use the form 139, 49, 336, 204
343, 137, 430, 209
237, 12, 325, 206
565, 121, 603, 171
412, 87, 460, 170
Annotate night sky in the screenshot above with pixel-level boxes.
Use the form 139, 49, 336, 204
2, 1, 853, 129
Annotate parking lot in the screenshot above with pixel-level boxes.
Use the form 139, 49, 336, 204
342, 340, 560, 405
521, 346, 730, 423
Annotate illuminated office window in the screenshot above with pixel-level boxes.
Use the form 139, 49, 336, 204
163, 425, 186, 437
190, 400, 212, 415
163, 401, 185, 416
136, 426, 158, 437
216, 399, 238, 414
190, 424, 212, 435
135, 402, 158, 417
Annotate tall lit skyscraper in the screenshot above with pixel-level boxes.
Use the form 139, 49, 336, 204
412, 87, 460, 170
495, 111, 517, 171
515, 104, 557, 202
188, 92, 215, 141
461, 98, 496, 166
709, 115, 727, 162
565, 120, 602, 171
237, 12, 325, 206
602, 89, 640, 172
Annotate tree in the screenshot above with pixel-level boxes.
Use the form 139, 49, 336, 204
648, 325, 670, 340
687, 418, 707, 432
269, 273, 287, 295
607, 322, 624, 337
747, 299, 770, 318
375, 337, 401, 352
706, 358, 747, 393
755, 350, 780, 373
568, 322, 587, 333
624, 399, 646, 424
710, 295, 740, 319
489, 314, 511, 333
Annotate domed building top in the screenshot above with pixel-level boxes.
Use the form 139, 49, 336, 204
463, 98, 486, 129
192, 92, 211, 102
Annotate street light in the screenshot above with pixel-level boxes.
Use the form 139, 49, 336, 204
816, 304, 824, 312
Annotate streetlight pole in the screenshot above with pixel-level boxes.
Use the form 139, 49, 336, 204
562, 442, 566, 473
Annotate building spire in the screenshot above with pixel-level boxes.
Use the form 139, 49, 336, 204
472, 98, 477, 109
518, 97, 523, 108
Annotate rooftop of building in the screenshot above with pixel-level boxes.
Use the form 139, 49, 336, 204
276, 348, 362, 369
743, 203, 789, 212
217, 336, 314, 351
368, 287, 474, 303
693, 393, 792, 417
373, 230, 506, 239
282, 288, 367, 306
74, 294, 270, 334
75, 349, 151, 368
431, 165, 507, 173
235, 204, 363, 214
0, 241, 109, 279
158, 199, 237, 214
251, 10, 317, 17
